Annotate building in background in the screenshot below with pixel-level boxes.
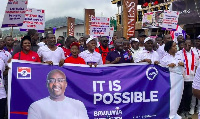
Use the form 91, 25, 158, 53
44, 23, 84, 39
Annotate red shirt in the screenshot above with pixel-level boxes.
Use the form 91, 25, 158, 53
62, 47, 71, 58
13, 50, 41, 62
95, 47, 100, 53
99, 45, 109, 64
64, 56, 86, 64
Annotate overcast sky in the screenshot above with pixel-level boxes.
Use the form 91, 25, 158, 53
0, 0, 118, 30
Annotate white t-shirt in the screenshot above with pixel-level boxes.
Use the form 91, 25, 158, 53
130, 47, 143, 61
177, 49, 199, 81
28, 96, 89, 119
37, 46, 65, 64
134, 49, 159, 64
79, 50, 103, 65
160, 52, 184, 67
160, 52, 184, 74
0, 50, 11, 66
156, 44, 167, 60
192, 47, 200, 66
37, 42, 46, 47
0, 58, 6, 99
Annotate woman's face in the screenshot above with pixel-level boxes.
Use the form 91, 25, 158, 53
70, 45, 79, 56
22, 39, 31, 51
170, 42, 177, 54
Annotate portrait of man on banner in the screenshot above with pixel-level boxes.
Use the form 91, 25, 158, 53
27, 69, 89, 119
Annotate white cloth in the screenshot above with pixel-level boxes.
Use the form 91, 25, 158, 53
169, 66, 184, 119
134, 49, 159, 64
177, 49, 199, 81
37, 42, 45, 47
37, 46, 65, 64
192, 65, 200, 118
160, 53, 184, 67
0, 50, 11, 66
130, 47, 143, 61
79, 50, 103, 65
156, 44, 167, 60
192, 47, 200, 66
28, 96, 89, 119
0, 59, 6, 99
193, 65, 200, 90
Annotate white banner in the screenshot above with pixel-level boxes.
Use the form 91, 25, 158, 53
90, 27, 110, 36
90, 17, 110, 36
20, 8, 45, 32
162, 10, 179, 31
1, 0, 28, 28
90, 17, 110, 27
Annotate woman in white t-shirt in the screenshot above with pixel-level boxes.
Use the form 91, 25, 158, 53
0, 58, 6, 119
37, 34, 65, 66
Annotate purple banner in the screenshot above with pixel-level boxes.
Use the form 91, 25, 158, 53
9, 61, 170, 119
20, 29, 44, 33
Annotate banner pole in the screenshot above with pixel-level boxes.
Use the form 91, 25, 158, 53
156, 28, 159, 36
10, 27, 13, 37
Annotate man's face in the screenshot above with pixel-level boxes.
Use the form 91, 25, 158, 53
156, 37, 163, 46
0, 40, 5, 49
114, 39, 123, 51
47, 72, 67, 99
178, 42, 185, 51
177, 36, 184, 42
66, 38, 77, 48
87, 40, 96, 50
123, 40, 130, 51
131, 41, 139, 50
185, 40, 192, 52
79, 38, 84, 46
144, 40, 153, 51
164, 35, 172, 44
57, 37, 64, 46
112, 35, 117, 41
100, 37, 109, 47
31, 32, 39, 43
47, 34, 56, 46
5, 37, 14, 47
138, 36, 145, 44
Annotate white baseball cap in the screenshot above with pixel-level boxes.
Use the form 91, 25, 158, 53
86, 36, 97, 44
130, 38, 139, 42
144, 37, 154, 43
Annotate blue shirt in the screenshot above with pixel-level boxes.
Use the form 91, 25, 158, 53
106, 50, 131, 64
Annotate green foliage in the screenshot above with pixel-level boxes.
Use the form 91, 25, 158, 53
45, 17, 84, 28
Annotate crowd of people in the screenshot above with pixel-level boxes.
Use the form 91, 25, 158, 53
1, 29, 200, 119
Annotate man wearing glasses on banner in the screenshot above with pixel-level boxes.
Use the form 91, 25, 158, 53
28, 69, 89, 119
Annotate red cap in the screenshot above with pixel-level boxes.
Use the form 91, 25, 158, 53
70, 42, 80, 49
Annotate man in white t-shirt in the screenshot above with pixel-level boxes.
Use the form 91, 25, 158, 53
37, 33, 65, 66
157, 34, 172, 60
177, 39, 198, 118
134, 37, 159, 64
28, 69, 89, 119
0, 58, 6, 119
79, 36, 103, 67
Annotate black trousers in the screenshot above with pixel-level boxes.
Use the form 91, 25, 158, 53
0, 98, 7, 119
179, 81, 193, 112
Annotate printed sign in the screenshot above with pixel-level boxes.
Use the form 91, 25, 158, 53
2, 0, 28, 28
20, 8, 45, 33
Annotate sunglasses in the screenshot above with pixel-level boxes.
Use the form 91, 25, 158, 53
103, 40, 109, 43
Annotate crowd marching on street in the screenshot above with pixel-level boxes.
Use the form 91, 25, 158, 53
1, 29, 200, 119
